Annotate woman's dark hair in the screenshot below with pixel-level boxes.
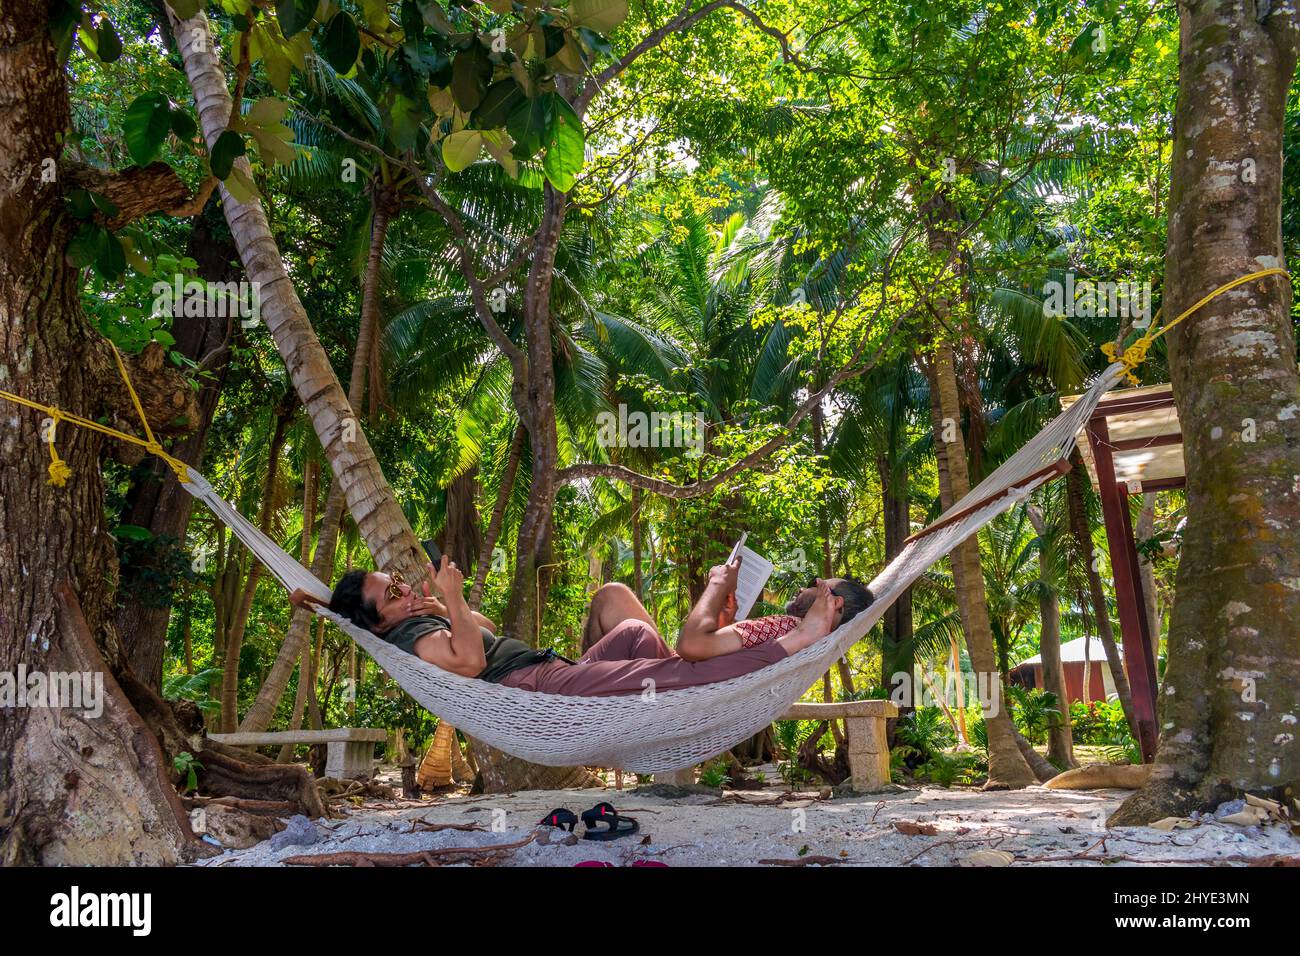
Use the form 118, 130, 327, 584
329, 569, 384, 634
831, 576, 875, 623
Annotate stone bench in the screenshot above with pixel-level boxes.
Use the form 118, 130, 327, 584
779, 700, 899, 792
208, 728, 387, 781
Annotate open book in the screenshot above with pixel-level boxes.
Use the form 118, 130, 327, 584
726, 533, 775, 621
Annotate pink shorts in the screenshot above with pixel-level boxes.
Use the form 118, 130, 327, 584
497, 618, 790, 697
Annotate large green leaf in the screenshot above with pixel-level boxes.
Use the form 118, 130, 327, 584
472, 79, 525, 129
542, 93, 584, 192
451, 45, 491, 111
123, 93, 174, 166
210, 129, 247, 179
322, 11, 361, 73
442, 129, 484, 171
95, 21, 123, 63
568, 0, 628, 34
165, 0, 202, 18
506, 93, 555, 160
276, 0, 316, 39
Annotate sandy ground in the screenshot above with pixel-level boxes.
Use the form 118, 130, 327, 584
195, 770, 1299, 867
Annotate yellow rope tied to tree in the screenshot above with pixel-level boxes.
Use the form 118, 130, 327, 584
1101, 267, 1292, 386
0, 341, 191, 487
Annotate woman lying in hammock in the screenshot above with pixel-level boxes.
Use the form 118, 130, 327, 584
291, 557, 873, 697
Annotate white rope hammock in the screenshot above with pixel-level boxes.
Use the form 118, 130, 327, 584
179, 364, 1127, 772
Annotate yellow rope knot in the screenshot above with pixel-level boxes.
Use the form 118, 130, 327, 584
1100, 338, 1151, 387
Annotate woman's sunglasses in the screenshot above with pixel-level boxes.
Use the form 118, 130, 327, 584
384, 570, 407, 601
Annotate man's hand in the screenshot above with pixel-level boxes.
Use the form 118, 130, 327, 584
717, 591, 738, 629
707, 555, 741, 595
803, 581, 843, 639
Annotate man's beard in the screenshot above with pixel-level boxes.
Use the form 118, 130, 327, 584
785, 592, 813, 617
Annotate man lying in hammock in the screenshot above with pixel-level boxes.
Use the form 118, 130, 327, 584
291, 557, 873, 697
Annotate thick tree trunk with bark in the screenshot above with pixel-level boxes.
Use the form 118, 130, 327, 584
0, 1, 205, 862
879, 453, 914, 735
1112, 1, 1300, 824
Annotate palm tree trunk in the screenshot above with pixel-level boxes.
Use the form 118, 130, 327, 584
170, 8, 424, 579
237, 183, 394, 733
219, 407, 289, 731
1026, 504, 1076, 769
926, 340, 1037, 789
1066, 450, 1141, 741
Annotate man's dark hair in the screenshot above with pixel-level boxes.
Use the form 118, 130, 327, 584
831, 576, 874, 622
329, 569, 384, 634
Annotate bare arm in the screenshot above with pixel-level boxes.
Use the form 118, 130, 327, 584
677, 558, 744, 661
413, 559, 486, 676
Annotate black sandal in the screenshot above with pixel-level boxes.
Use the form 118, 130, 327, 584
580, 802, 640, 841
539, 808, 578, 832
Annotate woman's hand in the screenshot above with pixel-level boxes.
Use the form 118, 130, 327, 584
289, 588, 325, 611
428, 557, 465, 604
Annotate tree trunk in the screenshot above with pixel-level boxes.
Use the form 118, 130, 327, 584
503, 185, 566, 644
1026, 505, 1076, 769
1066, 451, 1141, 741
237, 182, 395, 733
879, 452, 914, 734
0, 1, 202, 862
115, 207, 237, 689
926, 340, 1036, 789
171, 8, 425, 580
1137, 492, 1162, 640
1112, 1, 1300, 824
468, 421, 524, 609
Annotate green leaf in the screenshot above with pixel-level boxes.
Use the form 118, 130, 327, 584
96, 21, 123, 62
89, 190, 120, 218
472, 79, 525, 129
123, 93, 174, 166
451, 45, 491, 112
568, 0, 628, 35
68, 189, 96, 220
246, 97, 291, 126
322, 11, 360, 73
506, 93, 555, 160
542, 93, 584, 192
165, 0, 203, 18
276, 0, 316, 39
66, 222, 103, 268
224, 166, 260, 203
95, 230, 126, 280
442, 129, 484, 171
170, 109, 198, 141
113, 524, 154, 542
210, 129, 246, 179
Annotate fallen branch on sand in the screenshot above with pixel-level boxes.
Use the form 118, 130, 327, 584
280, 832, 539, 867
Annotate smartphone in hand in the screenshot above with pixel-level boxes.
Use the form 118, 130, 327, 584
421, 538, 443, 567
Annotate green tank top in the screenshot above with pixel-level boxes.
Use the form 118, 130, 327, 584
378, 614, 567, 682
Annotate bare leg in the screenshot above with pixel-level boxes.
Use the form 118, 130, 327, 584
581, 582, 655, 653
